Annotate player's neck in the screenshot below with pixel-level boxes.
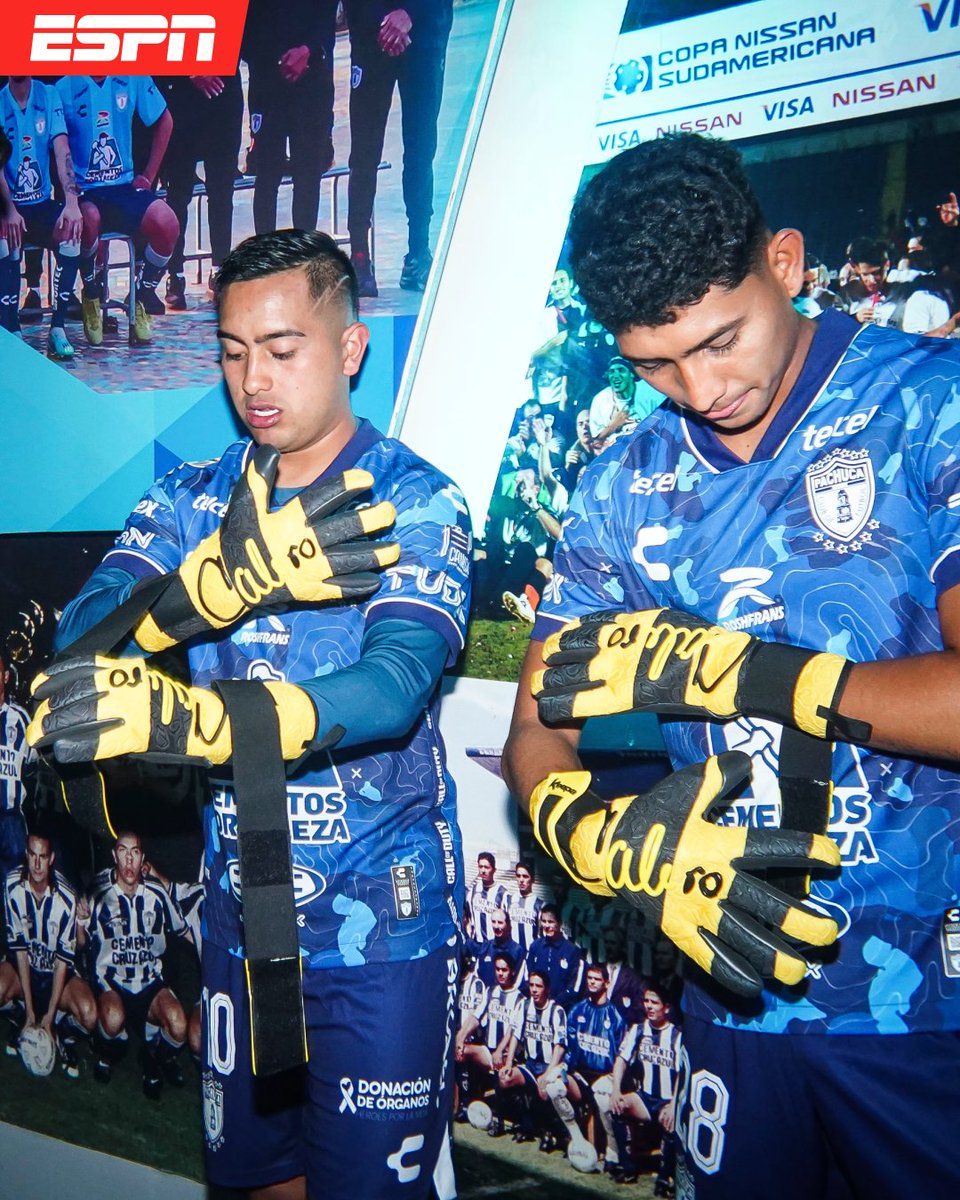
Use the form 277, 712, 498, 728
274, 414, 358, 488
10, 79, 31, 107
29, 880, 49, 899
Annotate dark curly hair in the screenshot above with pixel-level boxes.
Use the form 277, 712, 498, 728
569, 133, 769, 332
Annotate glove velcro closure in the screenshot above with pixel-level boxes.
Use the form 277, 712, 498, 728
737, 642, 869, 742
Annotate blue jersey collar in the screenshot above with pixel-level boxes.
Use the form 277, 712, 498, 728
680, 309, 859, 471
266, 418, 386, 504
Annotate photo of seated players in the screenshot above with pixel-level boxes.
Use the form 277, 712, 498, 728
455, 838, 684, 1188
0, 4, 501, 393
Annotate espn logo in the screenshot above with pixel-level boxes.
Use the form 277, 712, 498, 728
32, 15, 217, 63
9, 2, 248, 75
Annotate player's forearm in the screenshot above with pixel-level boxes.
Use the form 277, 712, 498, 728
142, 111, 173, 186
54, 564, 144, 653
503, 641, 582, 808
53, 137, 80, 200
838, 652, 960, 760
299, 618, 448, 750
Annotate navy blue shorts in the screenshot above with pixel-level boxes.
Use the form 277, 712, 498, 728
201, 940, 459, 1198
675, 1015, 960, 1199
82, 183, 158, 236
19, 199, 67, 248
99, 978, 165, 1037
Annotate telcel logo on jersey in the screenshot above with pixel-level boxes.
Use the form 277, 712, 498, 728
11, 2, 248, 75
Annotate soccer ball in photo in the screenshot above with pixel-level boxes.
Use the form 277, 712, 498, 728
466, 1100, 493, 1130
19, 1025, 56, 1077
567, 1134, 599, 1173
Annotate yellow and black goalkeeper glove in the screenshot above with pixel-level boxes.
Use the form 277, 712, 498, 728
534, 608, 870, 743
27, 654, 317, 766
134, 445, 400, 652
529, 752, 841, 997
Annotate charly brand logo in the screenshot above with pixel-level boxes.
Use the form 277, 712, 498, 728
10, 2, 248, 75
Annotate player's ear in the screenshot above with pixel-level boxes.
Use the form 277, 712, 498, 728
341, 321, 369, 379
766, 228, 805, 298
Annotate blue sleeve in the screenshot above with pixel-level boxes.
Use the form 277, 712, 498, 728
298, 617, 448, 750
54, 564, 142, 654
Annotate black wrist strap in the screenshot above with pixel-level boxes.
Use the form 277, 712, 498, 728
773, 727, 834, 900
215, 680, 307, 1076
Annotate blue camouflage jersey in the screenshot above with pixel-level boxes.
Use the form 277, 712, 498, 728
0, 81, 66, 205
534, 310, 960, 1036
56, 76, 166, 189
89, 421, 471, 970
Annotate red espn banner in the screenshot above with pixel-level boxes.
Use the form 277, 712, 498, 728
3, 1, 249, 76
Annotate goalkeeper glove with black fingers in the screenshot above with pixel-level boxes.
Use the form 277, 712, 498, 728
133, 445, 400, 653
528, 752, 841, 997
27, 654, 318, 766
534, 607, 870, 743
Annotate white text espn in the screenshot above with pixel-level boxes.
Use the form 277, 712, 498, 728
31, 14, 216, 63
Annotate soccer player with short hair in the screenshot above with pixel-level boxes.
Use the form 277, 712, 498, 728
467, 851, 508, 943
55, 74, 178, 345
525, 903, 583, 1011
464, 907, 525, 988
506, 859, 544, 955
0, 830, 96, 1077
30, 227, 471, 1199
0, 77, 85, 358
497, 969, 567, 1146
610, 984, 682, 1192
503, 132, 960, 1198
455, 951, 524, 1124
561, 962, 627, 1173
87, 830, 190, 1097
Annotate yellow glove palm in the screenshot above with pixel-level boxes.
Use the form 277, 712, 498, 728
529, 753, 841, 997
135, 445, 399, 652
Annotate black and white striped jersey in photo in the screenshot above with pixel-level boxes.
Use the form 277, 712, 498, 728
4, 868, 78, 974
88, 870, 187, 993
516, 997, 567, 1069
0, 701, 35, 812
467, 878, 509, 943
618, 1018, 683, 1104
477, 983, 525, 1051
506, 890, 543, 954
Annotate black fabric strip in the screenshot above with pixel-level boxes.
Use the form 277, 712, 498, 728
216, 679, 306, 1077
772, 727, 833, 899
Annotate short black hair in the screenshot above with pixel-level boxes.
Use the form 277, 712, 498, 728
569, 133, 769, 332
477, 851, 496, 868
846, 236, 888, 267
515, 859, 535, 877
214, 228, 359, 320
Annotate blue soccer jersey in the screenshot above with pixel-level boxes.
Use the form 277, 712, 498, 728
4, 868, 78, 975
506, 890, 543, 955
89, 869, 187, 993
0, 701, 35, 813
566, 996, 626, 1076
0, 81, 67, 206
56, 76, 166, 190
535, 310, 960, 1036
87, 421, 471, 971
